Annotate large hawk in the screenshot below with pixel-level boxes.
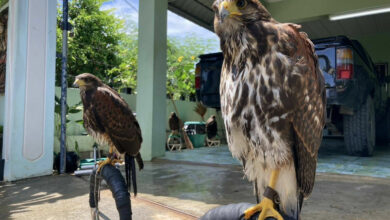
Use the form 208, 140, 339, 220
73, 73, 143, 194
213, 0, 326, 219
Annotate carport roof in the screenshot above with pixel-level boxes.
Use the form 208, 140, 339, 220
168, 0, 215, 31
168, 0, 390, 39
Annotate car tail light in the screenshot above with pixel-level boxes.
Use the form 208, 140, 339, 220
336, 47, 353, 79
195, 64, 201, 89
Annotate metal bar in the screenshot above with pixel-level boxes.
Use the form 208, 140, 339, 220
60, 0, 69, 174
74, 169, 93, 176
80, 165, 96, 170
124, 0, 138, 13
93, 144, 97, 169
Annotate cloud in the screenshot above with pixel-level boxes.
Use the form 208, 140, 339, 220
167, 11, 216, 38
101, 0, 138, 23
102, 0, 220, 52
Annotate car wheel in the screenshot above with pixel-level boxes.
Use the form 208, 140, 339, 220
376, 101, 390, 143
343, 96, 375, 156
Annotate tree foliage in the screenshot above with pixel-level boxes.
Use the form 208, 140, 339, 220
167, 37, 213, 99
107, 21, 138, 90
56, 0, 216, 99
56, 0, 124, 86
105, 21, 214, 99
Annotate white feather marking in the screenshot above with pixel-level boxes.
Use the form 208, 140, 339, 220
280, 113, 289, 119
269, 117, 279, 123
272, 88, 281, 104
314, 116, 320, 124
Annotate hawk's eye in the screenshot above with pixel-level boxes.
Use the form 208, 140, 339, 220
236, 0, 247, 8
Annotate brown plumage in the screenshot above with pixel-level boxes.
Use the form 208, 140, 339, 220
74, 73, 143, 194
213, 0, 325, 218
205, 115, 218, 139
168, 112, 180, 131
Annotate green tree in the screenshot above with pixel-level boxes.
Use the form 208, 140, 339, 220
110, 24, 215, 98
56, 0, 124, 86
56, 1, 216, 97
166, 36, 214, 100
107, 20, 138, 90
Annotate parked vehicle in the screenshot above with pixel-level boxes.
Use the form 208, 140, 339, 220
195, 36, 390, 156
195, 53, 223, 109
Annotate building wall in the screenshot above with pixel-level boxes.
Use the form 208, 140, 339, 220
357, 32, 390, 68
356, 32, 390, 97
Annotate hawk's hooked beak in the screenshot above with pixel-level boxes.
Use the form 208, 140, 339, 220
73, 78, 84, 88
219, 1, 242, 22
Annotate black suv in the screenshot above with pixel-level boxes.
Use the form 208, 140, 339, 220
195, 36, 390, 156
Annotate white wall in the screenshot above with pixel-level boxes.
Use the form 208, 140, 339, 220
53, 87, 226, 154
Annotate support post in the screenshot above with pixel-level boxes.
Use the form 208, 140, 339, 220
3, 0, 56, 181
136, 0, 168, 161
59, 0, 69, 174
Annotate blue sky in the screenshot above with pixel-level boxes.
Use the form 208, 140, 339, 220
101, 0, 220, 52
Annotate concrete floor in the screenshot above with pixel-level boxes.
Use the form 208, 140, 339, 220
1, 139, 390, 219
0, 172, 197, 220
164, 138, 390, 178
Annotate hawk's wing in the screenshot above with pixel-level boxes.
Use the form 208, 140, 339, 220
280, 24, 326, 198
91, 86, 142, 156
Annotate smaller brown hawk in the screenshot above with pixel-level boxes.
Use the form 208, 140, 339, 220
206, 115, 218, 139
73, 73, 143, 195
168, 112, 180, 132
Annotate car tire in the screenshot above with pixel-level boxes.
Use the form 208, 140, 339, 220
376, 101, 390, 143
343, 96, 375, 156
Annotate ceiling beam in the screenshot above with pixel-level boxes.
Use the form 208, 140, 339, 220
266, 0, 390, 22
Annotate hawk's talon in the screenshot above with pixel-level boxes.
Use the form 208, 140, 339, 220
96, 157, 111, 173
244, 197, 283, 220
96, 157, 124, 173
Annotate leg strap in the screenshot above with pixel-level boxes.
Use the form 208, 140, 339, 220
263, 186, 280, 205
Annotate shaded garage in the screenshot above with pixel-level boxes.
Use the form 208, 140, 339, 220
168, 0, 390, 95
168, 0, 390, 155
168, 0, 390, 94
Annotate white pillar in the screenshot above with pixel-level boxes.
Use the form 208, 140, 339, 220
3, 0, 56, 181
137, 0, 168, 161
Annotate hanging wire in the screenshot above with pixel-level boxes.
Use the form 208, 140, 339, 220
123, 0, 138, 13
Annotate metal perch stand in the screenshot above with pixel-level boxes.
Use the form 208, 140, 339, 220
89, 145, 132, 220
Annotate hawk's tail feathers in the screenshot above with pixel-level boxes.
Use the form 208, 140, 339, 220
136, 153, 144, 170
125, 154, 138, 196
